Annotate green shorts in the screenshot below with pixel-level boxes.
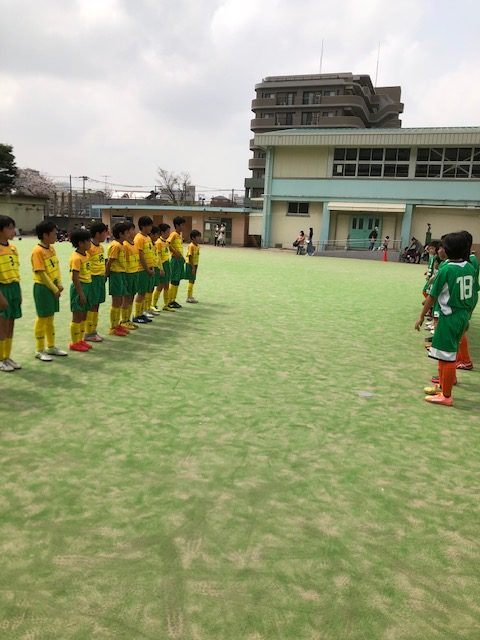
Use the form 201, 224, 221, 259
0, 282, 22, 320
158, 260, 171, 285
109, 272, 126, 297
137, 269, 154, 294
430, 310, 470, 362
170, 257, 185, 282
153, 266, 161, 286
33, 283, 60, 317
124, 272, 139, 297
90, 274, 106, 306
184, 263, 197, 283
70, 282, 92, 313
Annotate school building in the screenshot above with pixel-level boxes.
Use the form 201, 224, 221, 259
0, 194, 49, 232
249, 127, 480, 252
91, 204, 251, 246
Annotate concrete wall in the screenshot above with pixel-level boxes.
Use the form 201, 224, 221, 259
412, 207, 480, 245
248, 213, 263, 235
0, 198, 46, 233
270, 201, 323, 248
273, 147, 329, 178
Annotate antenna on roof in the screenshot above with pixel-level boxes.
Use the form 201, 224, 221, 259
319, 39, 324, 74
374, 42, 381, 87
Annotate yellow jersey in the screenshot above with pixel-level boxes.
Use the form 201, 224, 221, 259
107, 240, 126, 273
186, 242, 200, 266
0, 242, 20, 284
123, 240, 140, 274
134, 232, 155, 270
86, 242, 105, 276
69, 251, 92, 284
167, 231, 183, 257
31, 244, 61, 285
155, 237, 170, 265
151, 241, 159, 268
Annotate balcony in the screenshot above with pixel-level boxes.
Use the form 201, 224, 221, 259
249, 158, 266, 170
244, 177, 265, 189
252, 97, 276, 108
251, 117, 276, 130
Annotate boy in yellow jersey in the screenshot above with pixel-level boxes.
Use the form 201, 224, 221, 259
69, 229, 93, 352
153, 223, 174, 312
133, 215, 156, 321
167, 216, 186, 309
85, 222, 108, 342
185, 229, 201, 303
148, 225, 162, 313
123, 222, 146, 324
31, 220, 68, 362
105, 222, 129, 336
0, 216, 22, 372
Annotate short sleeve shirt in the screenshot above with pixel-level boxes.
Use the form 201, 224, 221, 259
31, 244, 61, 285
0, 242, 20, 284
167, 231, 183, 257
430, 260, 477, 315
134, 232, 155, 270
87, 242, 105, 276
107, 240, 126, 273
186, 242, 200, 266
123, 241, 140, 274
69, 251, 92, 283
156, 238, 170, 264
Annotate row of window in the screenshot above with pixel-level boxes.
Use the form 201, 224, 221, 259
260, 111, 341, 125
259, 89, 341, 105
332, 147, 480, 179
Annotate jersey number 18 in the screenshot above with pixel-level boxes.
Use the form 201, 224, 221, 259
456, 275, 474, 300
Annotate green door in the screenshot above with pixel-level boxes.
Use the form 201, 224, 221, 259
348, 215, 382, 249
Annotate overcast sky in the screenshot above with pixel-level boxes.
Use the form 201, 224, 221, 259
1, 0, 479, 196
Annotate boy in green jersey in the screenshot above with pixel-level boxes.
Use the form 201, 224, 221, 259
415, 232, 478, 406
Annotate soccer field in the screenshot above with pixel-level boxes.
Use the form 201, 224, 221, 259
1, 239, 480, 640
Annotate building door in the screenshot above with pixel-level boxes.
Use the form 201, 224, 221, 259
348, 215, 381, 249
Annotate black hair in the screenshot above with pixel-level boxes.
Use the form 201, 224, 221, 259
112, 222, 127, 240
138, 216, 153, 229
150, 225, 160, 235
173, 216, 186, 228
124, 221, 135, 231
159, 223, 171, 233
36, 220, 58, 240
70, 229, 91, 248
299, 230, 305, 235
429, 239, 441, 252
0, 215, 15, 231
459, 230, 473, 253
441, 232, 470, 261
90, 222, 108, 237
190, 229, 201, 240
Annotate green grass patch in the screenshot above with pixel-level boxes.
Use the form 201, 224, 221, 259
1, 239, 480, 639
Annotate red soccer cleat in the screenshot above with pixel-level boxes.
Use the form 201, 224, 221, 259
70, 342, 89, 352
424, 393, 453, 406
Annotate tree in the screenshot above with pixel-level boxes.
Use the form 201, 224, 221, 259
157, 168, 194, 204
0, 144, 18, 194
14, 168, 55, 198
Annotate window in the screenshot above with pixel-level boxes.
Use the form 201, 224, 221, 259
287, 202, 310, 216
415, 147, 478, 179
332, 147, 410, 179
277, 92, 295, 105
303, 91, 321, 105
275, 113, 294, 125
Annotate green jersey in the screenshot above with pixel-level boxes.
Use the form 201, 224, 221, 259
430, 260, 477, 316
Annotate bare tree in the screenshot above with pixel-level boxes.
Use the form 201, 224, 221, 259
157, 168, 194, 204
14, 168, 55, 198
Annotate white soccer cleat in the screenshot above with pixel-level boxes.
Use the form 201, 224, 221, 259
35, 351, 53, 362
45, 346, 68, 357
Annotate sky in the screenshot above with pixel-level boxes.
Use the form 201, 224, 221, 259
1, 0, 479, 196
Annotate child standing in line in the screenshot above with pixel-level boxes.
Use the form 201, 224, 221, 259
69, 229, 93, 352
31, 220, 68, 362
148, 225, 162, 314
185, 230, 201, 303
455, 230, 479, 371
105, 222, 128, 336
133, 216, 156, 321
415, 232, 478, 406
153, 223, 173, 312
123, 222, 146, 325
85, 222, 108, 342
167, 216, 186, 309
0, 216, 22, 372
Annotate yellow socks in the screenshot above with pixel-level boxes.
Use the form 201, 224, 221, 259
4, 338, 12, 359
70, 322, 82, 344
121, 306, 129, 324
128, 304, 133, 320
135, 301, 143, 317
153, 290, 160, 307
163, 288, 169, 307
145, 292, 153, 310
187, 283, 194, 298
168, 284, 178, 304
0, 339, 5, 360
110, 307, 121, 329
45, 316, 55, 349
35, 317, 46, 352
86, 310, 98, 334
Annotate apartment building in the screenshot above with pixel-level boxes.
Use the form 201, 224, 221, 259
245, 73, 403, 205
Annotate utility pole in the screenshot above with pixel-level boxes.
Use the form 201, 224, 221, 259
69, 174, 73, 216
79, 176, 89, 197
